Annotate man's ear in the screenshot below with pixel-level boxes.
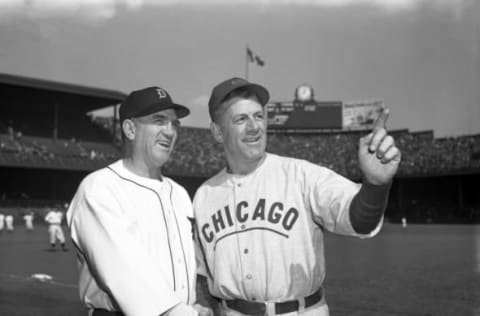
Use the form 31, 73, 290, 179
122, 119, 136, 141
210, 122, 223, 143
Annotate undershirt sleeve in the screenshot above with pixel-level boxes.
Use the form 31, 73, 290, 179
349, 181, 391, 234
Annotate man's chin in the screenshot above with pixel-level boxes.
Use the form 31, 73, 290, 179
244, 150, 265, 162
152, 152, 171, 167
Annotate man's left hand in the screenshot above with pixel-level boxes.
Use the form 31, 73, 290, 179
358, 108, 401, 185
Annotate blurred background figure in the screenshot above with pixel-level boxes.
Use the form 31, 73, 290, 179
0, 213, 4, 232
401, 217, 408, 228
23, 211, 34, 231
44, 206, 66, 251
5, 214, 14, 232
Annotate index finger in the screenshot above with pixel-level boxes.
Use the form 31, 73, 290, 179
373, 108, 390, 131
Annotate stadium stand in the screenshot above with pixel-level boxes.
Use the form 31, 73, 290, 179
165, 127, 480, 179
4, 115, 480, 179
1, 73, 478, 223
0, 133, 119, 171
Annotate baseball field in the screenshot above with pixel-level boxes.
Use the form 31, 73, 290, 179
0, 223, 479, 316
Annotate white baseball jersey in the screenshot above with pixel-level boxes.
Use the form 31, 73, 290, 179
194, 153, 382, 304
45, 210, 66, 244
5, 215, 14, 230
67, 160, 196, 316
23, 214, 34, 229
45, 210, 63, 225
0, 214, 4, 230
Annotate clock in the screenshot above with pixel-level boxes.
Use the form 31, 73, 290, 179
295, 85, 314, 102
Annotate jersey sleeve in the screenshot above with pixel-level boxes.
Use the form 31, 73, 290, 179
304, 162, 381, 237
68, 180, 181, 316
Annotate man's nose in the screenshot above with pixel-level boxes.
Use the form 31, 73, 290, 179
162, 121, 175, 135
246, 117, 260, 132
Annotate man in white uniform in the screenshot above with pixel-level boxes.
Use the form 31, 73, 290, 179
194, 78, 402, 316
67, 86, 212, 316
45, 207, 66, 250
0, 213, 5, 232
5, 214, 14, 231
23, 211, 34, 230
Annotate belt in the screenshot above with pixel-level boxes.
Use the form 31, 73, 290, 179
92, 309, 124, 316
224, 288, 323, 315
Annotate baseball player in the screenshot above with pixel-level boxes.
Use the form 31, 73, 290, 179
45, 206, 66, 250
193, 78, 401, 316
0, 213, 5, 232
23, 211, 34, 230
67, 87, 212, 316
5, 214, 14, 232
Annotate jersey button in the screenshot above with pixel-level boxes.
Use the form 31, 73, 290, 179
240, 224, 246, 230
246, 274, 252, 280
243, 248, 249, 254
237, 183, 242, 187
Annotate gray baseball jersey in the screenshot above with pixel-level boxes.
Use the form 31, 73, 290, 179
194, 153, 382, 303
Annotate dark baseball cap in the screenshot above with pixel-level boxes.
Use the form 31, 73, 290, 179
119, 86, 190, 122
208, 77, 269, 120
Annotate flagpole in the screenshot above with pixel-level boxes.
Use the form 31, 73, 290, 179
245, 44, 249, 80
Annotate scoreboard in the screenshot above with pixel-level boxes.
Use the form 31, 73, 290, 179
265, 84, 384, 131
266, 101, 343, 130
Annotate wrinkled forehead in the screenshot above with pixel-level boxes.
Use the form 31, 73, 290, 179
217, 95, 263, 119
134, 108, 178, 122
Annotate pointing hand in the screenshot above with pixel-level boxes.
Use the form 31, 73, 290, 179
358, 108, 401, 185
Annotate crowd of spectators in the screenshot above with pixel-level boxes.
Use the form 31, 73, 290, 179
168, 127, 480, 179
0, 127, 119, 170
2, 116, 480, 179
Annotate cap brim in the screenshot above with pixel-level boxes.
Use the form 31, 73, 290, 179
170, 104, 190, 119
243, 83, 269, 106
123, 102, 190, 121
217, 83, 269, 107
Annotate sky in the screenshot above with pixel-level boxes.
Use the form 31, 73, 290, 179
0, 0, 479, 138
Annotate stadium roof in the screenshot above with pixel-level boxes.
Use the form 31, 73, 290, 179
0, 73, 126, 112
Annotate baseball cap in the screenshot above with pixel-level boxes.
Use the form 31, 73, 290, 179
119, 86, 190, 122
208, 77, 269, 120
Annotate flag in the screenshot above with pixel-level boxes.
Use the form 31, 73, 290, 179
246, 47, 255, 63
255, 55, 264, 67
246, 47, 265, 67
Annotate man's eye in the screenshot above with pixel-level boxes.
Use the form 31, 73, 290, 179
154, 118, 168, 125
172, 120, 181, 128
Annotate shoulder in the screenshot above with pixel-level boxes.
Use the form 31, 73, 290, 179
194, 168, 227, 197
192, 169, 228, 208
201, 167, 227, 187
77, 164, 120, 196
266, 153, 327, 175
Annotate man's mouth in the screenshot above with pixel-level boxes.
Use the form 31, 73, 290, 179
243, 135, 262, 143
156, 140, 172, 148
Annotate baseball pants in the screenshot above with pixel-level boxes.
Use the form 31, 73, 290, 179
49, 225, 65, 244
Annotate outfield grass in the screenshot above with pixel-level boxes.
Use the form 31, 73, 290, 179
0, 224, 479, 315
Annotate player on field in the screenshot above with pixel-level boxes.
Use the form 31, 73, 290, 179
45, 206, 66, 250
194, 77, 401, 316
0, 213, 5, 232
5, 214, 14, 232
23, 211, 34, 230
67, 86, 212, 316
